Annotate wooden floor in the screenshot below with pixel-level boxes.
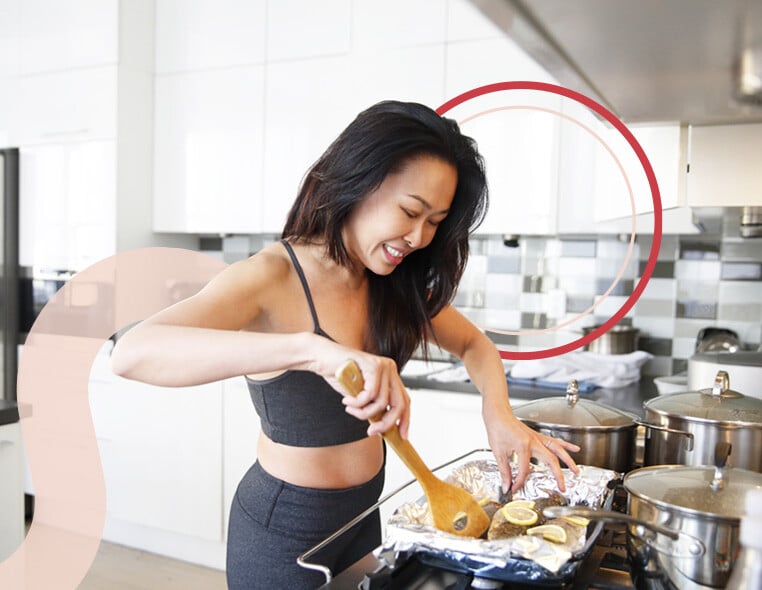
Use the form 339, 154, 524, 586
77, 541, 227, 590
25, 522, 227, 589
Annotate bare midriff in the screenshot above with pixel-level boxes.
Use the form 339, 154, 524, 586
257, 433, 384, 489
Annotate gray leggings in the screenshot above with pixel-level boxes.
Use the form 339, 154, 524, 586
226, 459, 385, 589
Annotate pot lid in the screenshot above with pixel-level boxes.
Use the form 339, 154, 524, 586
644, 370, 762, 425
624, 463, 762, 520
513, 380, 636, 429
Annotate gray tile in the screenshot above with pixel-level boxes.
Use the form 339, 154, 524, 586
520, 312, 548, 330
523, 275, 544, 293
486, 331, 519, 346
676, 301, 717, 319
595, 278, 634, 296
567, 295, 594, 313
487, 255, 521, 274
638, 337, 673, 357
720, 262, 762, 280
638, 260, 674, 278
679, 240, 720, 260
721, 239, 762, 261
560, 239, 597, 257
633, 299, 677, 317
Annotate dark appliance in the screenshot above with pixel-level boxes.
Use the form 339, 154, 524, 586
0, 148, 19, 402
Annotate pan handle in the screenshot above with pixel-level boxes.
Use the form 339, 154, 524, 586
542, 505, 680, 540
633, 419, 694, 451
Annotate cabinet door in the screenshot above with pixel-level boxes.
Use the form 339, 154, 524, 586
687, 123, 762, 207
18, 0, 118, 74
19, 141, 116, 270
16, 66, 117, 146
262, 46, 445, 233
592, 123, 685, 222
153, 66, 265, 233
0, 422, 24, 562
89, 376, 224, 542
155, 0, 266, 73
266, 0, 350, 62
221, 376, 260, 539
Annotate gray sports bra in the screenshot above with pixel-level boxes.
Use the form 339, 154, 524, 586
245, 240, 368, 447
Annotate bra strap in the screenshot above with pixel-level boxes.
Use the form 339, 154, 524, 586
280, 239, 322, 334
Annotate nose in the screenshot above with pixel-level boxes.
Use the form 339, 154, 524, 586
404, 221, 433, 249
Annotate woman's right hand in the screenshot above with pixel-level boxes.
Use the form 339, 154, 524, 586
315, 345, 411, 440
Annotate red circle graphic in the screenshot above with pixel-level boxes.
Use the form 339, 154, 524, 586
437, 81, 663, 360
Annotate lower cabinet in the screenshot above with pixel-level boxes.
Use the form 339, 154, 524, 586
0, 421, 24, 563
88, 351, 226, 568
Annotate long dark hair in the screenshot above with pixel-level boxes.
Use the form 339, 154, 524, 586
282, 100, 488, 367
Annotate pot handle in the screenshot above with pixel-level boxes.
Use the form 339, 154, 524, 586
543, 505, 679, 540
633, 419, 695, 451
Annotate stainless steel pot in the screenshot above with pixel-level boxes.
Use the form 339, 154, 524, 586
513, 380, 638, 472
638, 370, 762, 472
546, 445, 762, 589
583, 324, 640, 354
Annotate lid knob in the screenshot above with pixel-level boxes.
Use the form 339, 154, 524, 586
711, 370, 730, 397
565, 379, 579, 407
711, 441, 733, 491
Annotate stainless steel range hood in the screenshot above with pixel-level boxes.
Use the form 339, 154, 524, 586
469, 0, 762, 125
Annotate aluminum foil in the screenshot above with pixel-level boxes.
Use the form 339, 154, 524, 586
377, 459, 618, 575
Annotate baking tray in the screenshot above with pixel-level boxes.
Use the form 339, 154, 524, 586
298, 448, 619, 586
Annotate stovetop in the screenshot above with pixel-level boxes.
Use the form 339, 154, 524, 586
319, 520, 635, 590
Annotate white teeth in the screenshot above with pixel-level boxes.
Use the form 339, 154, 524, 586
385, 245, 404, 258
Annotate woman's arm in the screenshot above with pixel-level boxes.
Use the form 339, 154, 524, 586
429, 305, 579, 492
110, 249, 410, 437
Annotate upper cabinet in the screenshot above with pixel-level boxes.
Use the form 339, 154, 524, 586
687, 123, 762, 207
152, 66, 266, 234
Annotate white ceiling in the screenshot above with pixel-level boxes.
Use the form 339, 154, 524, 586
471, 0, 762, 125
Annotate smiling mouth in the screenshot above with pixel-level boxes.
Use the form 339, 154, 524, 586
383, 244, 406, 264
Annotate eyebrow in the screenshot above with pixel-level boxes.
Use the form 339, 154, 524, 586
405, 193, 450, 215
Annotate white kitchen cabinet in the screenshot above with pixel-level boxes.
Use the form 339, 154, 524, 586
687, 123, 762, 207
591, 122, 686, 223
15, 66, 118, 147
221, 376, 259, 540
18, 0, 118, 74
153, 65, 265, 234
90, 375, 224, 543
154, 0, 266, 74
19, 140, 116, 269
266, 0, 351, 62
0, 421, 24, 563
352, 0, 447, 52
262, 45, 445, 233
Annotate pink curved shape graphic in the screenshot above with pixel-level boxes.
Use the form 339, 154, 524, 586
0, 248, 226, 589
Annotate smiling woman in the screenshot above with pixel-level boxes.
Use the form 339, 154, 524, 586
110, 100, 580, 589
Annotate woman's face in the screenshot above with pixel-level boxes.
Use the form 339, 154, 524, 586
344, 155, 457, 275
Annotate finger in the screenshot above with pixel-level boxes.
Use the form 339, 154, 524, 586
396, 386, 411, 440
494, 451, 513, 494
511, 452, 531, 492
555, 445, 580, 473
540, 441, 568, 492
556, 438, 581, 452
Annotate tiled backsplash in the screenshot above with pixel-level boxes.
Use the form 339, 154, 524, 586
213, 223, 762, 378
455, 229, 762, 377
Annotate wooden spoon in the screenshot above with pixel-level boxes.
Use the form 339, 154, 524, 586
335, 360, 490, 538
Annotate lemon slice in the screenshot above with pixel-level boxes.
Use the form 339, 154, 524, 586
527, 524, 567, 543
500, 504, 538, 526
478, 496, 492, 506
562, 515, 590, 527
505, 499, 536, 509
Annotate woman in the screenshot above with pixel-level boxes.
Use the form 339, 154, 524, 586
111, 100, 579, 588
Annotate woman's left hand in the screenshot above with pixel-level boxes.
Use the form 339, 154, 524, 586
485, 410, 580, 493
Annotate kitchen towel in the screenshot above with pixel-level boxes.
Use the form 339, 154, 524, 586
508, 350, 653, 389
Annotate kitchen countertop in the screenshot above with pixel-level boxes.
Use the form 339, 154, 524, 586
402, 373, 660, 418
0, 400, 20, 426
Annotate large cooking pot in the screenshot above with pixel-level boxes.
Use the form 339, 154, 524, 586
546, 444, 762, 589
513, 380, 638, 472
583, 324, 640, 354
638, 370, 762, 472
